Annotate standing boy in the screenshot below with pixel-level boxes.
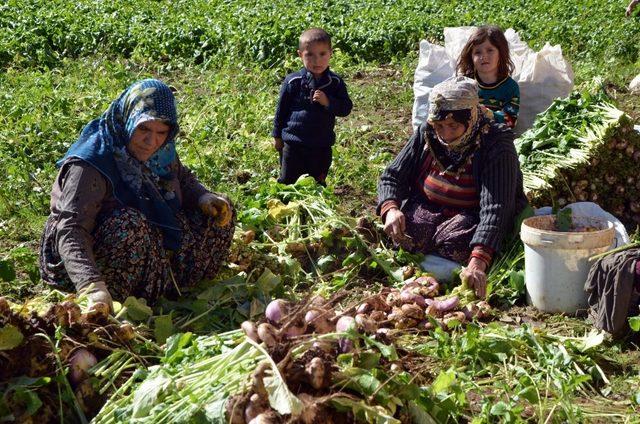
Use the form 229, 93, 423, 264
272, 28, 353, 185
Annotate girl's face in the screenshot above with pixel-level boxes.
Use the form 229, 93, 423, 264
128, 120, 171, 162
471, 40, 500, 77
431, 116, 467, 143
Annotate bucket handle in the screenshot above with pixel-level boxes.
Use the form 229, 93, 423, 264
568, 235, 584, 243
539, 235, 585, 244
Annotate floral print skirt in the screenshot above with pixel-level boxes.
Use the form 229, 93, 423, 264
401, 196, 479, 264
39, 207, 234, 303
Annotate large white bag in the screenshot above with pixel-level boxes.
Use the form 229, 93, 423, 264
412, 27, 574, 135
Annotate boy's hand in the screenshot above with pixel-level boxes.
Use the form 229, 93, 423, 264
274, 137, 284, 151
312, 90, 330, 107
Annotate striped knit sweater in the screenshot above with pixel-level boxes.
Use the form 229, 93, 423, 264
377, 122, 528, 253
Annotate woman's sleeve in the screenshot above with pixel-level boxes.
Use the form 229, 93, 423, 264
471, 135, 520, 252
55, 162, 108, 290
376, 129, 424, 216
175, 157, 209, 210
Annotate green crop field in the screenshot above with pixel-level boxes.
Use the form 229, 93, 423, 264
1, 1, 640, 422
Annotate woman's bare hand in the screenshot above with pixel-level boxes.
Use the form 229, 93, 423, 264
461, 257, 488, 299
383, 208, 406, 241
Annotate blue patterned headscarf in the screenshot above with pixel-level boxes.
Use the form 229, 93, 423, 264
59, 79, 183, 250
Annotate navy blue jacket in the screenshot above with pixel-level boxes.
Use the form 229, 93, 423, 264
272, 68, 352, 148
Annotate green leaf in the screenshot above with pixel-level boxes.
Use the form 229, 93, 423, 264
360, 332, 398, 360
330, 397, 400, 424
0, 259, 16, 282
490, 401, 510, 416
629, 316, 640, 332
508, 270, 525, 293
407, 400, 439, 424
11, 388, 42, 416
356, 352, 380, 369
204, 398, 227, 423
517, 386, 539, 403
154, 314, 175, 345
122, 296, 153, 321
163, 332, 193, 364
556, 208, 573, 231
431, 369, 456, 394
0, 324, 24, 350
575, 330, 605, 351
263, 365, 303, 416
131, 373, 175, 418
255, 268, 281, 293
316, 255, 337, 272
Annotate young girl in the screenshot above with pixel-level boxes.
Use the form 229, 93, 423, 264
457, 25, 520, 129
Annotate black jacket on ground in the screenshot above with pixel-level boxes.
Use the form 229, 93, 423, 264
272, 67, 352, 148
377, 122, 528, 253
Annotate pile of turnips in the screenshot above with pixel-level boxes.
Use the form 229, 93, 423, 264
230, 275, 493, 423
0, 297, 139, 419
241, 274, 492, 351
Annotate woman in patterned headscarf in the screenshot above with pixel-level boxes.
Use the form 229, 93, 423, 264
377, 76, 528, 297
39, 79, 234, 311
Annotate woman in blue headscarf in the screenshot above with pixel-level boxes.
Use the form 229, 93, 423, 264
39, 79, 234, 311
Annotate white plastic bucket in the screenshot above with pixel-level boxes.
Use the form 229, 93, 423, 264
520, 215, 614, 314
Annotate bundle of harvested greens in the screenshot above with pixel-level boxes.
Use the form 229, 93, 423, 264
516, 81, 640, 228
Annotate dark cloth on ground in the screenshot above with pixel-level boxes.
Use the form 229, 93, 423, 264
401, 196, 479, 263
377, 121, 528, 254
585, 248, 640, 337
277, 143, 332, 185
40, 206, 234, 303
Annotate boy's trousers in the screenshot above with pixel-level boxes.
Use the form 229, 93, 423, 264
278, 143, 332, 186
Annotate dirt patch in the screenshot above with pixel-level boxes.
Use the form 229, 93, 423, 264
606, 83, 640, 122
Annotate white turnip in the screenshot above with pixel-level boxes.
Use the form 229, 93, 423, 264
426, 296, 459, 317
443, 311, 466, 327
283, 322, 306, 338
265, 299, 288, 325
257, 323, 278, 347
400, 303, 425, 321
386, 291, 402, 307
116, 322, 135, 342
335, 315, 355, 332
356, 302, 371, 315
244, 393, 267, 423
68, 348, 97, 386
241, 321, 260, 343
304, 308, 334, 334
354, 314, 377, 333
369, 310, 387, 322
305, 357, 327, 390
248, 410, 280, 424
400, 290, 426, 307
